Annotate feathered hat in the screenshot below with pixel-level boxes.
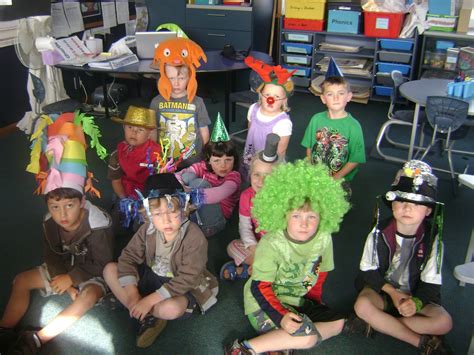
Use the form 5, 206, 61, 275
26, 112, 107, 197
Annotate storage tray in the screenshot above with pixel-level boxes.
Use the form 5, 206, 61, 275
282, 54, 312, 66
283, 32, 314, 43
282, 65, 311, 77
378, 50, 412, 64
282, 42, 313, 55
377, 62, 411, 75
375, 72, 393, 86
374, 85, 393, 97
379, 39, 413, 52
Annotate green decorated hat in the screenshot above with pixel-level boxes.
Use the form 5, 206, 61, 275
210, 112, 230, 143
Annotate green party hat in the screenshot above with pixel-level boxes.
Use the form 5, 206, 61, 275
210, 113, 230, 142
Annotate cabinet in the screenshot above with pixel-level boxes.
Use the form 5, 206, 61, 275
185, 5, 253, 50
278, 21, 419, 101
418, 30, 474, 79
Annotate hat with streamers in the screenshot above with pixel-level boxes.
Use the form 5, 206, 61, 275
26, 112, 107, 197
210, 112, 230, 143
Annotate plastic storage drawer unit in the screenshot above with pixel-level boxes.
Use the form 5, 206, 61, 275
379, 39, 413, 52
377, 62, 411, 75
375, 72, 393, 86
282, 42, 313, 55
283, 31, 313, 43
282, 54, 312, 66
378, 51, 412, 64
374, 85, 393, 96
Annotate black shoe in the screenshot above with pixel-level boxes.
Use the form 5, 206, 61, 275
7, 330, 41, 355
136, 315, 167, 348
0, 327, 19, 354
342, 313, 374, 338
419, 335, 453, 355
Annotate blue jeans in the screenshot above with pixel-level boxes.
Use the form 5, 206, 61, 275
181, 172, 227, 237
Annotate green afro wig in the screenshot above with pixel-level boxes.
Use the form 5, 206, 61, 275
252, 160, 350, 234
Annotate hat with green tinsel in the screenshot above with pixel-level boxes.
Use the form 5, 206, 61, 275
210, 112, 230, 143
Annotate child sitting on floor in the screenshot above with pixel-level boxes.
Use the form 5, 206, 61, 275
0, 112, 113, 354
108, 106, 163, 199
226, 160, 350, 354
103, 173, 218, 349
220, 133, 280, 281
175, 114, 241, 237
353, 160, 452, 354
241, 56, 295, 179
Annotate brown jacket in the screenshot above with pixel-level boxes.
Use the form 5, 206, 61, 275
43, 201, 114, 286
117, 220, 218, 312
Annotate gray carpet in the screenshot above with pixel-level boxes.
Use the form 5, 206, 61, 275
1, 77, 473, 354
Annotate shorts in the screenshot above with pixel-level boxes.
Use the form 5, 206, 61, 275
37, 263, 108, 298
248, 299, 344, 334
137, 264, 197, 320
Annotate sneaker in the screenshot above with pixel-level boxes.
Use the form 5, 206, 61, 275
342, 313, 373, 338
136, 315, 167, 348
419, 335, 453, 355
7, 330, 41, 355
224, 339, 257, 355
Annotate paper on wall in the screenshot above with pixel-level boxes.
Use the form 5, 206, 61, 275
101, 1, 117, 28
116, 0, 130, 25
63, 2, 85, 34
51, 3, 71, 38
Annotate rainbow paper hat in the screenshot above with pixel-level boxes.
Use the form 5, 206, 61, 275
26, 112, 107, 197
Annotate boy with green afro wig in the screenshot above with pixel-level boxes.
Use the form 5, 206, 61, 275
225, 160, 351, 355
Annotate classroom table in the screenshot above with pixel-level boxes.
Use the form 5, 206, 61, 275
398, 78, 474, 161
56, 50, 272, 128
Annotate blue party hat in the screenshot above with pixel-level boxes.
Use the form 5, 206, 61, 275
326, 57, 343, 78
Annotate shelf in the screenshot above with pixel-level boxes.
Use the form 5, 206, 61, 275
315, 48, 374, 59
314, 31, 369, 38
421, 65, 457, 73
422, 30, 474, 41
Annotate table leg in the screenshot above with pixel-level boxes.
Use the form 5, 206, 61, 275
224, 71, 231, 129
102, 73, 109, 119
408, 103, 420, 160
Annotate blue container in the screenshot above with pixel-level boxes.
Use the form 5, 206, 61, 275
282, 42, 313, 55
195, 0, 222, 4
377, 62, 411, 75
435, 40, 455, 50
327, 9, 361, 34
282, 65, 311, 78
379, 39, 413, 52
374, 85, 393, 97
428, 0, 455, 16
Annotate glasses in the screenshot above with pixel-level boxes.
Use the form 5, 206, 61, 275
151, 210, 181, 220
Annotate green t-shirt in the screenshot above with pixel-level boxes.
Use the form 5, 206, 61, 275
301, 111, 366, 181
244, 230, 334, 315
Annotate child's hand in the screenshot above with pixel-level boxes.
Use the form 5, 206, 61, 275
280, 312, 302, 335
66, 286, 79, 301
397, 298, 416, 317
389, 290, 411, 310
130, 296, 155, 321
50, 274, 73, 294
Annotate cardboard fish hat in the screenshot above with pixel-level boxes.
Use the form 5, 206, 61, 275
26, 111, 107, 197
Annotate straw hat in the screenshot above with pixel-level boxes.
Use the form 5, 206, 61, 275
112, 106, 157, 129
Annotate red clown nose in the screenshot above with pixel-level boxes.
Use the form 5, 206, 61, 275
266, 96, 275, 105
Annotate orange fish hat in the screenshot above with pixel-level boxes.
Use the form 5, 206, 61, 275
152, 37, 207, 103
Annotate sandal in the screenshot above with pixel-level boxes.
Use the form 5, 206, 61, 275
220, 261, 250, 281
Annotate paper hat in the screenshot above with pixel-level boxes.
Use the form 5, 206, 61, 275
152, 37, 207, 102
112, 106, 157, 129
26, 112, 107, 197
144, 173, 184, 197
210, 113, 230, 143
245, 56, 295, 94
258, 133, 280, 163
385, 160, 438, 206
326, 57, 344, 78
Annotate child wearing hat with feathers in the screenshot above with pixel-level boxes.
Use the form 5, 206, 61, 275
103, 173, 218, 349
353, 160, 452, 354
175, 114, 241, 238
108, 106, 164, 200
0, 112, 114, 354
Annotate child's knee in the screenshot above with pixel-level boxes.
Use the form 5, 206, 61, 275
13, 269, 41, 289
103, 262, 117, 279
354, 294, 374, 318
77, 285, 103, 308
298, 334, 319, 349
435, 310, 453, 334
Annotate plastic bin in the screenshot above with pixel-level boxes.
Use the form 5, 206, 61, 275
375, 72, 393, 86
364, 11, 405, 38
282, 65, 312, 77
282, 42, 313, 55
292, 76, 311, 87
282, 54, 312, 66
284, 17, 325, 31
374, 85, 393, 97
379, 39, 413, 51
283, 31, 313, 43
378, 50, 412, 64
327, 9, 361, 34
377, 62, 411, 75
285, 0, 326, 20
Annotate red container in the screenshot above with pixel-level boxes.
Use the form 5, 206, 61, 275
284, 17, 325, 32
363, 11, 405, 38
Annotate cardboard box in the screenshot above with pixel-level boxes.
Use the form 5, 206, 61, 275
457, 0, 474, 33
285, 0, 326, 20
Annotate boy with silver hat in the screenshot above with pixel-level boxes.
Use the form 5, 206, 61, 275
353, 160, 452, 354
